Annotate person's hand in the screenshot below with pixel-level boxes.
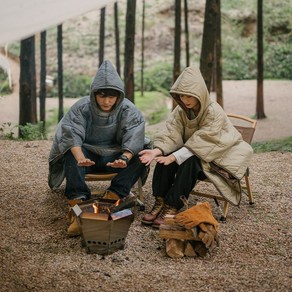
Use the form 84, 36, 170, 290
106, 159, 127, 168
77, 158, 95, 167
139, 149, 161, 166
154, 154, 176, 165
71, 147, 95, 167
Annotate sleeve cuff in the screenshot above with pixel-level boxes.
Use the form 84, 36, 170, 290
172, 147, 194, 165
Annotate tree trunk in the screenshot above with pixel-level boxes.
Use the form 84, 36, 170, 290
57, 24, 64, 122
256, 0, 266, 119
114, 2, 121, 75
184, 0, 190, 67
40, 30, 46, 126
99, 7, 106, 67
200, 0, 219, 92
124, 0, 136, 103
173, 0, 181, 109
19, 35, 37, 137
140, 0, 145, 97
215, 0, 223, 108
173, 0, 181, 83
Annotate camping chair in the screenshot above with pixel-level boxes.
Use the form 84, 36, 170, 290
190, 114, 257, 221
85, 173, 144, 202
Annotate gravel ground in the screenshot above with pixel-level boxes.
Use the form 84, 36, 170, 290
0, 140, 291, 292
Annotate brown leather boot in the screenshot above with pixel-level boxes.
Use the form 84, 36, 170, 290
152, 204, 177, 228
141, 197, 165, 225
67, 199, 82, 237
102, 190, 120, 201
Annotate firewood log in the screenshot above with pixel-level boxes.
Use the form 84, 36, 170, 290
192, 240, 208, 257
165, 239, 185, 258
184, 241, 198, 257
159, 215, 200, 241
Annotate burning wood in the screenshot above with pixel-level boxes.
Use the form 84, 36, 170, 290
81, 212, 109, 221
109, 194, 138, 213
71, 198, 134, 255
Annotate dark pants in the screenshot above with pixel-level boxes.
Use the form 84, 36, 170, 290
152, 155, 206, 210
64, 148, 147, 200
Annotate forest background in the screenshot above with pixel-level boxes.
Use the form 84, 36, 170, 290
0, 0, 291, 143
1, 0, 291, 100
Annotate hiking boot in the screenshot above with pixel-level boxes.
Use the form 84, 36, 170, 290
67, 199, 83, 237
141, 197, 165, 225
152, 204, 177, 228
103, 190, 120, 201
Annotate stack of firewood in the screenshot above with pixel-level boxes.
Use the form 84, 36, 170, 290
159, 215, 215, 258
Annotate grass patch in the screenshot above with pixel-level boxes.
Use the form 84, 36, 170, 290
135, 91, 171, 125
252, 136, 292, 153
46, 107, 72, 138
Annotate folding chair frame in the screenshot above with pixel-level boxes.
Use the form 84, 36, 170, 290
190, 114, 257, 221
85, 173, 144, 202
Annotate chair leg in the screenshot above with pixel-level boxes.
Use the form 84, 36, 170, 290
135, 178, 145, 211
244, 174, 254, 205
138, 177, 143, 202
223, 201, 229, 218
214, 198, 227, 221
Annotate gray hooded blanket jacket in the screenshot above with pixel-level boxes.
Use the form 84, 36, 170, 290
48, 60, 145, 189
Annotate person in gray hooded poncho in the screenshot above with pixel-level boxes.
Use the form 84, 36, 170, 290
139, 66, 253, 228
48, 60, 148, 235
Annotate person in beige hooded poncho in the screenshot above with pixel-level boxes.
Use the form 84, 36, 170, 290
139, 66, 253, 228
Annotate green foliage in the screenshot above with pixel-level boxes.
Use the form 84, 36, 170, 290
223, 37, 257, 80
252, 136, 292, 153
221, 0, 292, 80
264, 44, 292, 79
47, 72, 92, 98
135, 62, 173, 95
0, 68, 12, 95
18, 122, 47, 141
0, 122, 47, 141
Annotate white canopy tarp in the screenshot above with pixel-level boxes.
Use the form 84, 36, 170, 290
0, 0, 116, 46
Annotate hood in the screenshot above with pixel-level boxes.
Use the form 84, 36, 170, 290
90, 60, 125, 114
169, 66, 211, 120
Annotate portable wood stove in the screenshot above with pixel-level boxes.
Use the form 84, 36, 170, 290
72, 198, 134, 255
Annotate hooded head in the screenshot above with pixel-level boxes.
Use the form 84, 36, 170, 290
90, 60, 124, 113
169, 66, 211, 119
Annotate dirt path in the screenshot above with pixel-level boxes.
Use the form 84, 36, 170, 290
1, 52, 291, 142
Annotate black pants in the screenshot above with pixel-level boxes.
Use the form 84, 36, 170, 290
152, 155, 206, 210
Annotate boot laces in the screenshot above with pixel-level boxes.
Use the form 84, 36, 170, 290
159, 204, 177, 219
150, 198, 164, 215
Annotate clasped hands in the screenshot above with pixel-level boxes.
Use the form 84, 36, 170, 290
139, 149, 176, 166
